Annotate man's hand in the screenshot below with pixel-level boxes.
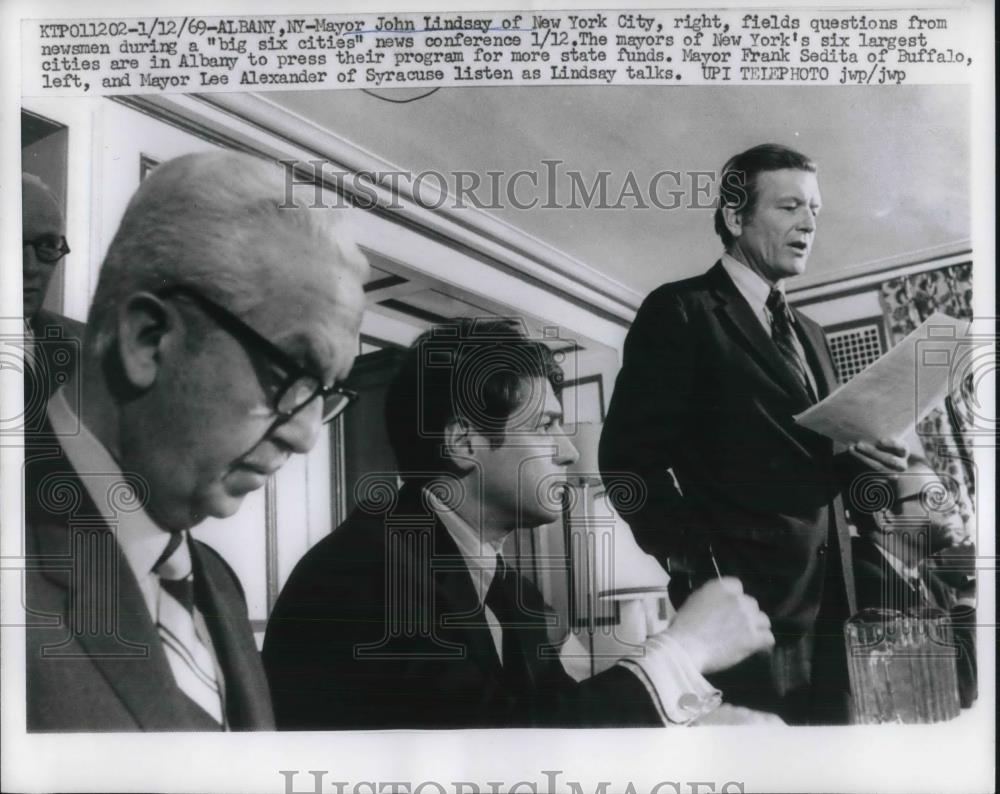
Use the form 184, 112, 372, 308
848, 437, 908, 473
665, 577, 774, 675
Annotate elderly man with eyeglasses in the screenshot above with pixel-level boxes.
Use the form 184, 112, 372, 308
25, 151, 368, 731
21, 173, 84, 430
851, 459, 978, 708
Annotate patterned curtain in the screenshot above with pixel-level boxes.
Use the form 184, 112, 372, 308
878, 263, 975, 542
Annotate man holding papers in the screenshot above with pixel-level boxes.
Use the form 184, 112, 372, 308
600, 144, 908, 723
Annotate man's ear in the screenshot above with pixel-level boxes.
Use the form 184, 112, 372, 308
721, 205, 744, 240
443, 417, 477, 473
116, 292, 174, 391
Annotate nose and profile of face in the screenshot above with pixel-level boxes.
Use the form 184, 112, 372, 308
139, 274, 366, 529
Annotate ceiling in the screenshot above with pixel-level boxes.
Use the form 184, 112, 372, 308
265, 84, 970, 299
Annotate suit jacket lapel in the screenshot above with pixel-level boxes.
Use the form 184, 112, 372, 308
431, 522, 505, 678
708, 262, 815, 406
29, 469, 191, 729
794, 310, 838, 399
505, 571, 558, 690
427, 503, 555, 688
394, 485, 504, 678
862, 540, 927, 612
191, 542, 274, 729
27, 447, 228, 730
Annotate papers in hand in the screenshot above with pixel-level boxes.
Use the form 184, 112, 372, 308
794, 312, 971, 445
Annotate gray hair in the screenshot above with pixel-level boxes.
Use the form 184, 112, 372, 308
86, 150, 367, 356
22, 172, 60, 205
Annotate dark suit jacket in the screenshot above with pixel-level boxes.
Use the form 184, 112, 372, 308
23, 309, 85, 435
852, 537, 977, 708
599, 261, 855, 720
262, 485, 663, 729
25, 435, 275, 731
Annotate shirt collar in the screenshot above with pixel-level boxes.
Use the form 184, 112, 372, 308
47, 388, 173, 578
721, 252, 791, 324
425, 488, 503, 607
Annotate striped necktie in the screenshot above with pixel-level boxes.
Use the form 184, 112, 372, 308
766, 288, 817, 403
153, 532, 224, 725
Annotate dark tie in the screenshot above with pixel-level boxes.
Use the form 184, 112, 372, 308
485, 554, 532, 686
766, 288, 817, 402
154, 532, 224, 724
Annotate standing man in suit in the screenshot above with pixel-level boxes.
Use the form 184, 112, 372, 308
25, 151, 368, 731
852, 461, 977, 707
264, 318, 778, 729
21, 173, 85, 431
599, 144, 908, 723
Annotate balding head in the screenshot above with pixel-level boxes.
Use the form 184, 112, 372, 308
88, 151, 368, 358
82, 151, 369, 530
855, 458, 966, 552
22, 173, 66, 322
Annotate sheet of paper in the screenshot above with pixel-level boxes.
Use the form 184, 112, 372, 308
795, 312, 970, 445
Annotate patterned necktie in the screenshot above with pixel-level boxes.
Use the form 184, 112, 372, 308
484, 554, 531, 685
766, 288, 817, 402
153, 532, 224, 724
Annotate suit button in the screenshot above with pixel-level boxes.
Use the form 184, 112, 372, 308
817, 544, 827, 558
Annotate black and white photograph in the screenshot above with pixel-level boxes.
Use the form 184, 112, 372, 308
1, 1, 994, 792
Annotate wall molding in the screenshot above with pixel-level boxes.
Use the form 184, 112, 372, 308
109, 94, 972, 334
113, 92, 642, 326
788, 242, 972, 304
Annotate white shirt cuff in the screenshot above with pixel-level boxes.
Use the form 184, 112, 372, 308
616, 633, 722, 725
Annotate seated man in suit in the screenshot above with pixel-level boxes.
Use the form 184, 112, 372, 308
25, 151, 368, 731
599, 143, 908, 723
264, 318, 778, 729
851, 460, 977, 707
21, 173, 85, 430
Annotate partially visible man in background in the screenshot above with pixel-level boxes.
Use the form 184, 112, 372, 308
852, 459, 977, 707
21, 173, 83, 430
25, 151, 368, 730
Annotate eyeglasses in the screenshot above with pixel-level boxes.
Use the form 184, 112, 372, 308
158, 285, 357, 424
892, 489, 959, 516
24, 235, 71, 264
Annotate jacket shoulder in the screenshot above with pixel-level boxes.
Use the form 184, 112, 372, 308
270, 500, 404, 614
645, 267, 717, 301
192, 538, 247, 602
635, 266, 719, 319
851, 537, 886, 574
33, 309, 86, 341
